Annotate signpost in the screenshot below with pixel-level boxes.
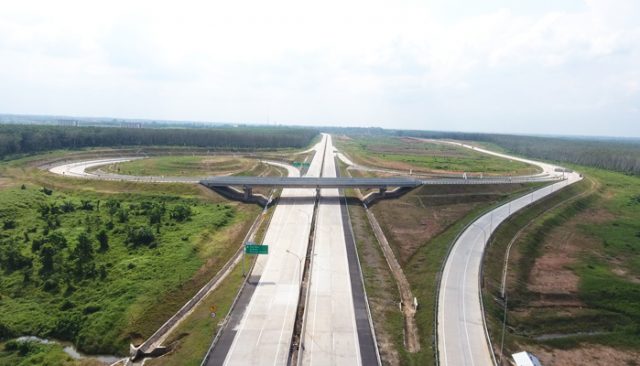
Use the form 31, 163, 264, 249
243, 242, 269, 277
245, 244, 269, 254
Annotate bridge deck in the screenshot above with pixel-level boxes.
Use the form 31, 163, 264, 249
199, 175, 560, 189
200, 176, 421, 189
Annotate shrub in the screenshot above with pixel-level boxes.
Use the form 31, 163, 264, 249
60, 201, 75, 213
43, 279, 59, 293
2, 219, 16, 230
126, 226, 155, 247
117, 209, 129, 223
96, 230, 109, 252
80, 200, 94, 211
170, 204, 192, 222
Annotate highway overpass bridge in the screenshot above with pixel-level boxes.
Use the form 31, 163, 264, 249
200, 175, 562, 203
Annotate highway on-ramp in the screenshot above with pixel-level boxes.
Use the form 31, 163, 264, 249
437, 146, 582, 366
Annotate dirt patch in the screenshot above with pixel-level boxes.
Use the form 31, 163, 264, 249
529, 344, 640, 366
577, 207, 616, 225
612, 267, 640, 284
0, 178, 15, 189
527, 234, 581, 295
373, 184, 528, 264
526, 209, 606, 305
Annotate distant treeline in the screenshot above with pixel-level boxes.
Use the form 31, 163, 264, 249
0, 124, 318, 158
325, 126, 640, 175
398, 130, 640, 175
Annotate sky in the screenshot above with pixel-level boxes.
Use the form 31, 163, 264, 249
0, 0, 639, 137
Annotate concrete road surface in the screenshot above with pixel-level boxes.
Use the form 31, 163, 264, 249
437, 147, 582, 366
300, 135, 378, 366
215, 135, 327, 365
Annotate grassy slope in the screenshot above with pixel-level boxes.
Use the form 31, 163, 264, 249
0, 340, 102, 366
483, 167, 640, 361
340, 153, 543, 364
0, 152, 264, 358
0, 185, 258, 354
146, 193, 279, 366
334, 135, 538, 176
146, 263, 245, 366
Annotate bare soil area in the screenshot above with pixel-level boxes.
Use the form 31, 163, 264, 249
526, 208, 608, 307
373, 184, 531, 264
0, 177, 14, 189
529, 344, 640, 366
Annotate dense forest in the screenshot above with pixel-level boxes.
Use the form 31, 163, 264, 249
325, 127, 640, 175
0, 124, 318, 159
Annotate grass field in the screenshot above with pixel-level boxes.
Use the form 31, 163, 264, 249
145, 263, 246, 366
0, 149, 263, 362
482, 167, 640, 364
334, 135, 539, 176
340, 158, 543, 364
97, 156, 263, 177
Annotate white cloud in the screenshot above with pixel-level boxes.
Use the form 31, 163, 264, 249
0, 0, 638, 135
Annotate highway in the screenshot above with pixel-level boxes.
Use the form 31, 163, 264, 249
212, 135, 327, 365
300, 134, 364, 365
436, 146, 582, 366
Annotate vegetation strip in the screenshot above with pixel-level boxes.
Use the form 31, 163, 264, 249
482, 166, 640, 364
363, 206, 420, 352
134, 200, 268, 359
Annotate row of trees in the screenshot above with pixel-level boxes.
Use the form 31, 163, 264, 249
0, 124, 319, 158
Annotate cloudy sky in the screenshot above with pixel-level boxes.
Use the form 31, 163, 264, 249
1, 0, 639, 136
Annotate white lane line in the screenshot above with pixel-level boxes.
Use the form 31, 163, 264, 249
461, 230, 482, 366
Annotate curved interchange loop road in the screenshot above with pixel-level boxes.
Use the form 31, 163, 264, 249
436, 144, 581, 366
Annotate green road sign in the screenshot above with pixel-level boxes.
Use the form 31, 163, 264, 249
245, 244, 268, 255
293, 162, 311, 167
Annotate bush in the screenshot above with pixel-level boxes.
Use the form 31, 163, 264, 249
0, 322, 14, 340
126, 226, 156, 247
170, 204, 192, 222
117, 209, 129, 223
43, 279, 59, 293
60, 300, 75, 310
96, 230, 109, 252
52, 312, 82, 340
2, 219, 16, 230
60, 201, 75, 213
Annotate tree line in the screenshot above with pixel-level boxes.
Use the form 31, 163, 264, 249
324, 126, 640, 176
0, 124, 318, 159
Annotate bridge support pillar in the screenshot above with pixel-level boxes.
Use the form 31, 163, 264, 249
243, 186, 253, 200
379, 187, 387, 196
316, 187, 321, 197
